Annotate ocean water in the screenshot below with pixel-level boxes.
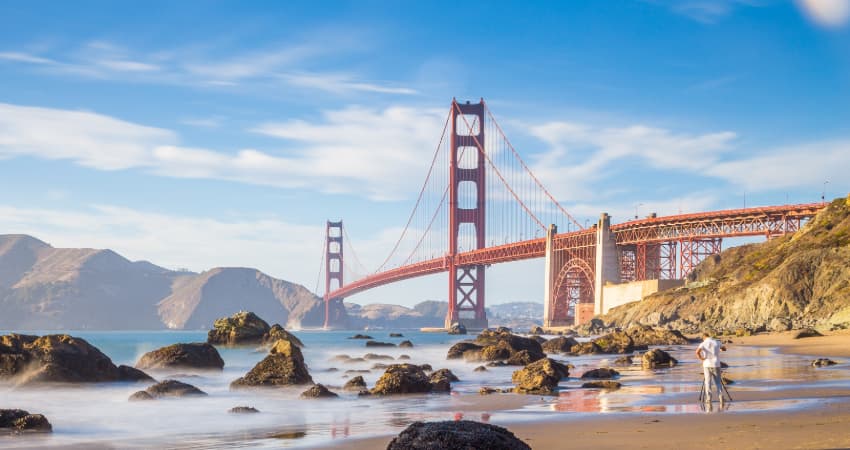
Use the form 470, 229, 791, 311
2, 330, 849, 448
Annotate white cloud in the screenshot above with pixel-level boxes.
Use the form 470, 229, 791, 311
797, 0, 850, 27
281, 72, 418, 95
0, 51, 56, 65
649, 0, 761, 24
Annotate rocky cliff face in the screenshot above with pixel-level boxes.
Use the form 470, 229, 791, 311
601, 196, 850, 333
0, 235, 341, 330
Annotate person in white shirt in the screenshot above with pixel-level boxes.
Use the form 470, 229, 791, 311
695, 332, 727, 403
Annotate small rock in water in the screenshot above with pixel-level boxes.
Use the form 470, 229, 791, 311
128, 391, 155, 401
387, 420, 530, 450
389, 333, 404, 338
300, 384, 339, 399
135, 342, 225, 371
612, 355, 633, 366
812, 358, 837, 367
474, 365, 487, 372
0, 409, 53, 432
580, 368, 620, 379
370, 364, 433, 395
345, 369, 371, 374
581, 380, 622, 390
364, 353, 394, 360
139, 379, 208, 399
641, 349, 678, 369
228, 406, 260, 414
344, 376, 367, 391
398, 354, 411, 360
372, 363, 389, 369
511, 358, 569, 394
349, 334, 373, 340
479, 387, 498, 395
365, 341, 396, 347
399, 340, 414, 348
447, 323, 467, 335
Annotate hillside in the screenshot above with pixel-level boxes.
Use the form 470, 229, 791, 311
0, 234, 341, 330
344, 300, 543, 329
600, 196, 850, 333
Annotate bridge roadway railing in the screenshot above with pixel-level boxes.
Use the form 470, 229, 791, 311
328, 203, 825, 300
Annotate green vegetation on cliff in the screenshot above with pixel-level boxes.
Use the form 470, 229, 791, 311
601, 196, 850, 333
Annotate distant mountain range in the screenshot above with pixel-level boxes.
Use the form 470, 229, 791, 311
345, 300, 543, 330
0, 234, 344, 330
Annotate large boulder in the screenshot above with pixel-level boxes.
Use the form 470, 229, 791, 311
207, 312, 303, 347
0, 334, 153, 384
472, 329, 546, 365
0, 409, 52, 433
129, 379, 207, 400
580, 368, 620, 379
641, 349, 678, 368
446, 342, 483, 359
370, 364, 433, 395
343, 375, 367, 391
511, 358, 570, 394
591, 331, 635, 354
300, 384, 338, 399
570, 341, 602, 355
429, 368, 459, 392
624, 325, 689, 346
135, 343, 224, 371
230, 340, 313, 388
387, 420, 530, 450
541, 336, 579, 354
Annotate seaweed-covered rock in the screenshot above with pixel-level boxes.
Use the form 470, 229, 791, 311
136, 343, 224, 371
0, 333, 153, 384
580, 368, 620, 379
228, 406, 259, 414
581, 380, 622, 390
0, 409, 52, 432
541, 336, 579, 354
591, 331, 635, 354
641, 349, 678, 369
370, 364, 433, 395
230, 340, 313, 388
446, 342, 483, 359
343, 375, 367, 391
624, 325, 690, 346
300, 384, 338, 399
387, 420, 530, 450
266, 324, 304, 348
511, 358, 569, 394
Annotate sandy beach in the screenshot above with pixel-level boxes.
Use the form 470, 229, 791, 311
325, 331, 850, 450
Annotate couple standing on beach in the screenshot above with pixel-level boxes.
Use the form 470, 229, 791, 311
696, 332, 727, 403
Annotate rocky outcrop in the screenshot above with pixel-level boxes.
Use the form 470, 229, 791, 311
135, 343, 224, 371
370, 364, 434, 395
624, 325, 690, 346
446, 342, 483, 359
230, 340, 312, 388
600, 197, 850, 333
130, 379, 207, 400
465, 329, 546, 365
641, 349, 678, 369
582, 381, 622, 390
591, 331, 635, 354
580, 368, 620, 379
343, 376, 367, 391
429, 368, 459, 392
541, 336, 579, 354
570, 342, 602, 355
387, 420, 531, 450
0, 409, 52, 433
300, 384, 338, 399
207, 311, 303, 347
0, 333, 153, 384
228, 406, 259, 414
511, 358, 570, 394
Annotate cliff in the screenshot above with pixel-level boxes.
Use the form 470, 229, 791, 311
600, 196, 850, 333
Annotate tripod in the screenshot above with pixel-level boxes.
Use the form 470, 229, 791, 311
698, 369, 733, 403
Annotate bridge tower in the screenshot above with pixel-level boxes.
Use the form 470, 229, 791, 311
445, 99, 488, 330
324, 220, 344, 329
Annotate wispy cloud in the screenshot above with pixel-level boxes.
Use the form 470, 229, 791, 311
648, 0, 763, 24
0, 40, 417, 96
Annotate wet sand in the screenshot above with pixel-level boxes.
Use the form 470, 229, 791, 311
737, 329, 850, 358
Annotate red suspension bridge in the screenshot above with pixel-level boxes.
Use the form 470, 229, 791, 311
318, 98, 825, 330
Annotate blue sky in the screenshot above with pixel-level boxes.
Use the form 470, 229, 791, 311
1, 0, 849, 306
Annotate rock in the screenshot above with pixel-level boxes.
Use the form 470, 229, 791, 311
207, 311, 270, 345
794, 328, 823, 339
418, 364, 433, 372
325, 368, 339, 372
343, 375, 367, 391
447, 323, 467, 335
265, 324, 304, 348
446, 342, 483, 359
365, 341, 396, 347
506, 350, 539, 366
370, 364, 433, 395
474, 365, 488, 372
118, 365, 156, 382
570, 342, 602, 355
474, 329, 546, 365
431, 368, 459, 382
0, 333, 153, 384
511, 358, 569, 394
399, 340, 414, 348
346, 369, 370, 374
144, 379, 207, 398
300, 384, 339, 399
372, 363, 389, 370
487, 361, 508, 367
387, 420, 530, 450
398, 355, 411, 360
530, 335, 547, 344
230, 340, 313, 388
581, 381, 622, 390
575, 318, 607, 336
331, 354, 352, 362
812, 358, 837, 367
624, 325, 690, 346
641, 349, 678, 369
612, 356, 634, 366
128, 390, 155, 401
529, 326, 544, 335
228, 406, 259, 414
349, 334, 374, 340
389, 333, 404, 337
429, 371, 453, 392
541, 336, 579, 354
135, 343, 225, 371
364, 353, 394, 360
591, 331, 634, 354
0, 409, 53, 432
479, 387, 498, 395
580, 368, 620, 379
768, 317, 792, 332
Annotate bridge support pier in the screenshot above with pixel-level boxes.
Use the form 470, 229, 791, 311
594, 213, 621, 318
324, 221, 344, 329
